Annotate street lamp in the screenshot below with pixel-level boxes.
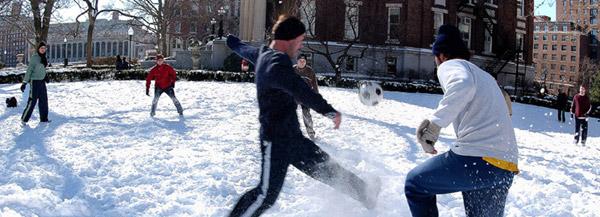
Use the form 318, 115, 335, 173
63, 37, 68, 67
218, 7, 226, 39
3, 50, 6, 66
128, 27, 134, 63
211, 18, 217, 36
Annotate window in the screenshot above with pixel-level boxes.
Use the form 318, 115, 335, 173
552, 34, 558, 40
570, 66, 576, 72
517, 0, 525, 17
543, 54, 548, 59
551, 64, 556, 69
543, 35, 547, 40
534, 44, 539, 49
563, 24, 568, 31
484, 22, 493, 53
301, 0, 316, 35
434, 0, 446, 6
345, 1, 361, 40
562, 45, 567, 50
386, 57, 397, 74
190, 24, 197, 33
572, 46, 577, 51
433, 11, 444, 43
591, 29, 598, 44
388, 5, 402, 41
516, 33, 525, 52
592, 9, 598, 24
561, 55, 567, 61
458, 16, 472, 48
543, 44, 548, 50
544, 25, 548, 31
175, 22, 181, 33
534, 35, 539, 40
560, 75, 565, 81
552, 45, 557, 50
552, 54, 557, 60
345, 56, 357, 71
560, 65, 566, 71
571, 56, 576, 61
536, 25, 541, 31
533, 53, 538, 58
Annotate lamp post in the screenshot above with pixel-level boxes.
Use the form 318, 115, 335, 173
128, 27, 134, 63
218, 7, 226, 39
63, 37, 68, 67
211, 18, 217, 36
3, 50, 6, 66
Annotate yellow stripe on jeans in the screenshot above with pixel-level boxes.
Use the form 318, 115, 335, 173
482, 157, 520, 174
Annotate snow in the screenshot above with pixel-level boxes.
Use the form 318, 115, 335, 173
0, 81, 599, 217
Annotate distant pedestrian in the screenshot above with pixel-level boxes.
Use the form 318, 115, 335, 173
21, 42, 51, 124
570, 85, 591, 145
556, 89, 568, 123
145, 54, 183, 117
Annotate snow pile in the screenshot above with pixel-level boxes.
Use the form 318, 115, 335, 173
0, 81, 598, 217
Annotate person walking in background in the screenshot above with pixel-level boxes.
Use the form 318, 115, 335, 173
556, 89, 568, 123
21, 42, 51, 124
571, 85, 591, 145
115, 55, 123, 70
294, 54, 319, 140
146, 54, 183, 117
408, 25, 519, 217
122, 57, 130, 70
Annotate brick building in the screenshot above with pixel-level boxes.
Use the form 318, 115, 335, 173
166, 0, 240, 56
556, 0, 600, 58
532, 16, 589, 96
288, 0, 534, 92
0, 3, 31, 67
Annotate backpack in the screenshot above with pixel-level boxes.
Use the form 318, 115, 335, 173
6, 97, 17, 108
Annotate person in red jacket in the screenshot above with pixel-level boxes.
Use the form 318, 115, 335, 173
146, 54, 183, 117
570, 84, 591, 145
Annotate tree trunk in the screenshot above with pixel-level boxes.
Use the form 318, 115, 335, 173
86, 17, 96, 67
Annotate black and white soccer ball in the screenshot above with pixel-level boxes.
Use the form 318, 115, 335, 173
358, 81, 383, 106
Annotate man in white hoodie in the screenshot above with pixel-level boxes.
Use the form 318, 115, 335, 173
405, 25, 519, 217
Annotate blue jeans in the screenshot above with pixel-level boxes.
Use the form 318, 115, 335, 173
405, 151, 514, 217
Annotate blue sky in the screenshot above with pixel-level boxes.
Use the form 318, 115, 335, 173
535, 0, 556, 20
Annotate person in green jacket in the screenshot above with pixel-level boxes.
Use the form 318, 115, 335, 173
21, 42, 50, 124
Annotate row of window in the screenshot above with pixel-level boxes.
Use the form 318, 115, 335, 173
533, 44, 578, 52
45, 41, 130, 60
539, 73, 575, 83
535, 23, 571, 32
534, 53, 578, 61
534, 34, 578, 42
537, 63, 578, 72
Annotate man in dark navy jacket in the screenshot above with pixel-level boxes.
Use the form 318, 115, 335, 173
226, 16, 380, 217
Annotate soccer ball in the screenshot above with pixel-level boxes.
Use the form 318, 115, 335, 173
358, 81, 384, 106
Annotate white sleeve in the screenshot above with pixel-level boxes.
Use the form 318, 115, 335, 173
430, 62, 476, 127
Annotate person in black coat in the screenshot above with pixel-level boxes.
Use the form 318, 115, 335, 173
556, 89, 568, 123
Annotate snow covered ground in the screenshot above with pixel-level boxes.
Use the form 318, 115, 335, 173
0, 81, 599, 217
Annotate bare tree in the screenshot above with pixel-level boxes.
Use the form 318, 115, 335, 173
125, 0, 178, 55
299, 0, 369, 84
0, 0, 70, 46
73, 0, 140, 67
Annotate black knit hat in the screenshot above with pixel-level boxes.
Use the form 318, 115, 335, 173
432, 25, 469, 58
37, 41, 46, 49
272, 15, 306, 40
